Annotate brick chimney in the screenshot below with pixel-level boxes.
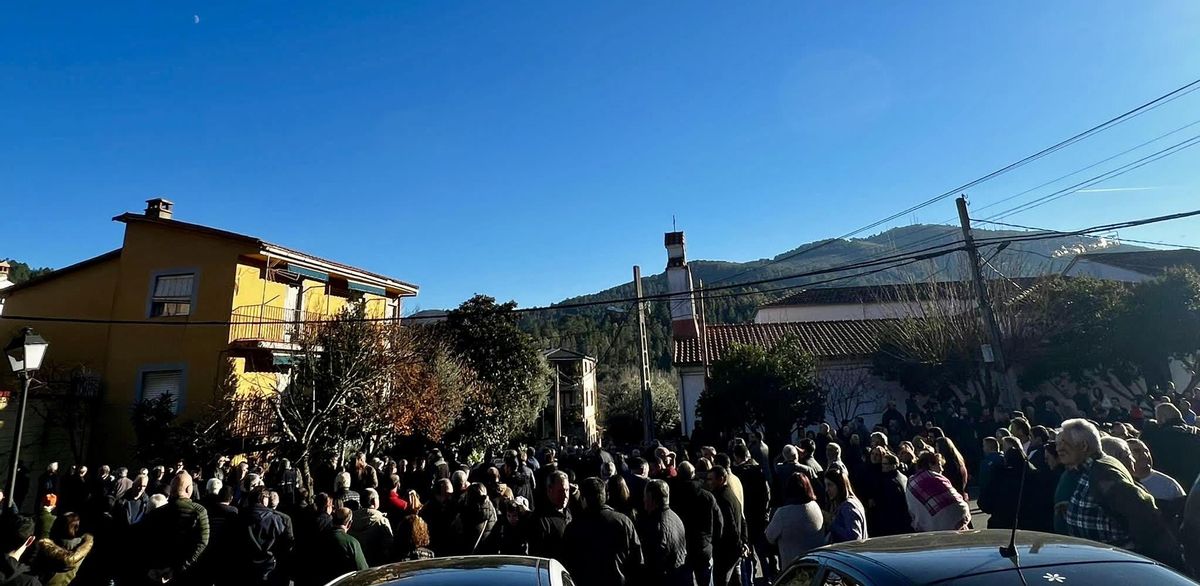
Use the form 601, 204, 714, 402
145, 198, 174, 220
664, 231, 699, 339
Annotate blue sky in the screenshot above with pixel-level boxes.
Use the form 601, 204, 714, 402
4, 2, 1200, 310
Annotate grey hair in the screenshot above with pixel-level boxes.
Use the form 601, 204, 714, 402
364, 487, 380, 507
677, 461, 696, 481
827, 443, 842, 457
645, 479, 670, 509
335, 471, 352, 491
781, 445, 799, 463
1101, 436, 1132, 463
600, 461, 617, 479
451, 470, 469, 488
1060, 418, 1102, 457
548, 471, 569, 487
205, 478, 223, 496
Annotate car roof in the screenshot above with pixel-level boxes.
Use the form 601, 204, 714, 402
330, 555, 551, 586
808, 530, 1158, 584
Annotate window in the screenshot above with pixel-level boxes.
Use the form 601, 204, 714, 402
141, 370, 183, 411
776, 563, 820, 586
150, 273, 195, 316
822, 568, 861, 586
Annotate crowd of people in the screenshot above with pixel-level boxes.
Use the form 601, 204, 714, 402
2, 384, 1200, 585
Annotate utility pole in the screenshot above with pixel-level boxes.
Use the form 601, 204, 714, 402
553, 363, 562, 443
634, 266, 654, 445
956, 195, 1018, 409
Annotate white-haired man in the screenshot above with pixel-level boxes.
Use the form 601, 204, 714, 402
1058, 418, 1181, 568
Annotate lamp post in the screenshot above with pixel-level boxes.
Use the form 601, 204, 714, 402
5, 328, 49, 510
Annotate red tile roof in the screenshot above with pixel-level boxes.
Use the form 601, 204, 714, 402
673, 319, 896, 366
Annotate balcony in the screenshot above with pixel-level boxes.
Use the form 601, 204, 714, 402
229, 304, 329, 345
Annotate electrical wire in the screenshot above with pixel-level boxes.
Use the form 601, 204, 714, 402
973, 218, 1200, 250
6, 206, 1198, 326
705, 76, 1200, 286
984, 133, 1200, 220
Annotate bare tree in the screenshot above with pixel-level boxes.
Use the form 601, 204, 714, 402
820, 366, 886, 425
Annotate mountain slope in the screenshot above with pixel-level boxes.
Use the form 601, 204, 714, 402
521, 224, 1143, 373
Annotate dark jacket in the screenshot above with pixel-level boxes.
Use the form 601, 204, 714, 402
1087, 455, 1183, 569
0, 555, 39, 586
563, 505, 643, 586
731, 461, 771, 535
503, 465, 537, 511
140, 497, 210, 578
528, 507, 571, 562
419, 498, 458, 556
195, 502, 238, 584
240, 504, 294, 579
711, 485, 746, 564
979, 450, 1037, 530
1142, 419, 1200, 488
636, 508, 687, 580
667, 478, 722, 564
867, 469, 911, 537
313, 529, 368, 586
452, 496, 497, 555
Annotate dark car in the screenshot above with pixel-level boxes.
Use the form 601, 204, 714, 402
775, 530, 1196, 585
326, 555, 573, 586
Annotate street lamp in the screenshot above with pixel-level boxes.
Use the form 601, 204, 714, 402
5, 328, 49, 511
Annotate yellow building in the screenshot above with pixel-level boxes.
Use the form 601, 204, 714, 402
0, 198, 418, 466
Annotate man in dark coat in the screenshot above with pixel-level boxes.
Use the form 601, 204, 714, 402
141, 472, 210, 584
194, 486, 239, 586
529, 471, 572, 563
732, 444, 774, 580
563, 478, 643, 586
624, 457, 651, 517
502, 451, 537, 513
311, 508, 367, 586
34, 463, 58, 513
238, 487, 293, 584
1142, 403, 1200, 488
420, 479, 458, 556
668, 462, 722, 586
707, 466, 746, 586
636, 479, 689, 586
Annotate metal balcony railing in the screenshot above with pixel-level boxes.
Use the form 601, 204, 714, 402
229, 304, 329, 344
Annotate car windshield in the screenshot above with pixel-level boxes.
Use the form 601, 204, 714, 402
936, 562, 1193, 585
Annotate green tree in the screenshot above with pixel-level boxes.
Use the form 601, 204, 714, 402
441, 295, 551, 452
1018, 276, 1133, 390
698, 336, 824, 444
273, 302, 394, 494
601, 367, 680, 444
2, 259, 52, 285
1114, 267, 1200, 391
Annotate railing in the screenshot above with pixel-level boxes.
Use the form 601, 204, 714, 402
228, 394, 276, 439
229, 304, 330, 344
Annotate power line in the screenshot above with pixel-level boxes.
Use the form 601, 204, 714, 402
7, 206, 1198, 327
971, 117, 1200, 217
984, 133, 1200, 220
972, 218, 1200, 251
706, 76, 1200, 286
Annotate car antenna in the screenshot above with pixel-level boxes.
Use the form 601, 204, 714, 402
999, 447, 1030, 561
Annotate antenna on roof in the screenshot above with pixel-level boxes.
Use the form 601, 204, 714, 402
672, 215, 677, 232
999, 448, 1031, 562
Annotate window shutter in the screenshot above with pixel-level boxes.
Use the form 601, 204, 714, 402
154, 275, 194, 299
142, 371, 182, 407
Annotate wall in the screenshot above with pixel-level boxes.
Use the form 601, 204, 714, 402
1064, 260, 1151, 283
678, 367, 706, 436
94, 221, 251, 462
